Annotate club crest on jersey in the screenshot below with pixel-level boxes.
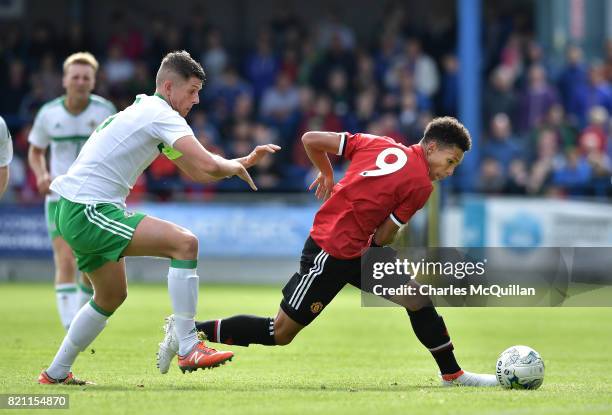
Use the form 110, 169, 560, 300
89, 120, 98, 129
124, 211, 135, 218
310, 302, 324, 314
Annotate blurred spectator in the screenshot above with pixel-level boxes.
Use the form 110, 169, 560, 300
208, 67, 253, 125
260, 72, 300, 122
374, 32, 401, 84
250, 124, 283, 190
387, 37, 439, 98
524, 40, 550, 73
327, 68, 352, 118
439, 53, 459, 117
107, 11, 145, 60
297, 37, 322, 85
147, 15, 169, 69
270, 5, 303, 49
104, 45, 135, 85
517, 64, 559, 133
294, 94, 342, 168
484, 66, 517, 125
201, 29, 228, 85
279, 48, 300, 82
582, 62, 612, 126
551, 148, 592, 195
162, 25, 184, 57
578, 106, 609, 155
183, 6, 211, 56
311, 32, 356, 90
476, 158, 506, 193
557, 45, 588, 125
499, 33, 523, 79
146, 154, 181, 201
18, 78, 47, 123
482, 113, 524, 173
504, 159, 528, 194
34, 53, 63, 101
605, 39, 612, 82
315, 8, 356, 51
220, 93, 255, 139
27, 21, 56, 67
388, 70, 431, 114
1, 60, 28, 119
527, 128, 564, 194
405, 37, 440, 98
377, 113, 404, 144
583, 130, 612, 197
244, 29, 280, 101
530, 104, 577, 151
125, 61, 155, 98
190, 110, 221, 147
398, 92, 420, 142
354, 51, 377, 94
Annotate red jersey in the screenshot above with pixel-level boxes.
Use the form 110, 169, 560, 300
310, 132, 433, 259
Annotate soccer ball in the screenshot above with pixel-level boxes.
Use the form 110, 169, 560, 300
496, 345, 545, 389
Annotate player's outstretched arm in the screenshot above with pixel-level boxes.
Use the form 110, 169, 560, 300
172, 135, 258, 190
302, 131, 342, 200
373, 217, 400, 246
27, 145, 51, 195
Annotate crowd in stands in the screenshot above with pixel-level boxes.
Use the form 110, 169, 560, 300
2, 5, 612, 202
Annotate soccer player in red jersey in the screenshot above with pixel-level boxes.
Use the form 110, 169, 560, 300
158, 117, 498, 386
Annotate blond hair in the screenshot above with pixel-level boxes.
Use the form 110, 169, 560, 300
63, 52, 99, 73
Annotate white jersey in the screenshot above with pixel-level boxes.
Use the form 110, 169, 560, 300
28, 94, 116, 201
0, 116, 12, 167
51, 94, 193, 207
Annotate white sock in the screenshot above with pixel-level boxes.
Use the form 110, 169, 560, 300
46, 301, 110, 380
77, 281, 94, 309
55, 283, 78, 330
168, 262, 199, 355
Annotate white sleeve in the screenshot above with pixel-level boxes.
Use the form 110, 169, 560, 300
149, 110, 194, 147
28, 109, 50, 149
0, 117, 13, 167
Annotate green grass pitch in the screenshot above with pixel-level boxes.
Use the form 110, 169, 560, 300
1, 282, 611, 415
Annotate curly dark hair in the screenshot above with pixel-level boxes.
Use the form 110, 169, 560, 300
156, 50, 206, 87
421, 116, 472, 152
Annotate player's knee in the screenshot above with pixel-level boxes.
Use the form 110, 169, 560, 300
274, 329, 296, 346
273, 320, 300, 346
110, 289, 128, 310
176, 231, 199, 259
93, 288, 127, 312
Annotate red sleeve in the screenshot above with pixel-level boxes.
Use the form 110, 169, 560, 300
390, 185, 433, 226
339, 132, 367, 160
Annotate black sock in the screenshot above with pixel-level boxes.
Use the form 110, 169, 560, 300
406, 306, 461, 375
195, 315, 276, 347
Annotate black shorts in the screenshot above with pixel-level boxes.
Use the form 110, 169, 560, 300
280, 237, 362, 326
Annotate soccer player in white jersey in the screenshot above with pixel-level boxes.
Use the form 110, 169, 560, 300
38, 50, 280, 385
28, 52, 116, 330
0, 116, 12, 198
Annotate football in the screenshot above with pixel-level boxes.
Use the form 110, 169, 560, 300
496, 345, 545, 389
